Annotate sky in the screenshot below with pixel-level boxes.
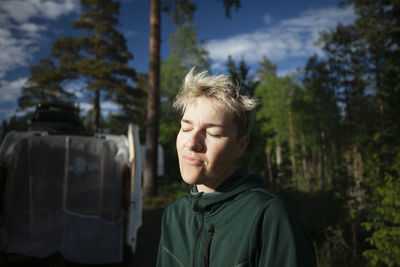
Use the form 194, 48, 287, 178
0, 0, 356, 122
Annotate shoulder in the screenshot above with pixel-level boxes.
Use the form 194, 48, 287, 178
238, 185, 297, 222
161, 194, 191, 220
246, 187, 277, 201
258, 195, 307, 236
227, 185, 287, 219
237, 183, 278, 207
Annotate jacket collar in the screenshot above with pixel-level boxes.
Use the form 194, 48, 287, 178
188, 168, 265, 213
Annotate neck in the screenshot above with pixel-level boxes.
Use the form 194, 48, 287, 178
196, 184, 216, 193
196, 168, 236, 193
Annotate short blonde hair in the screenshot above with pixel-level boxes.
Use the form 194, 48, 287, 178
173, 68, 257, 138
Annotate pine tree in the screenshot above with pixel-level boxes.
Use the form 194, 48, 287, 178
255, 55, 277, 80
316, 1, 400, 264
18, 58, 75, 109
26, 0, 137, 132
255, 73, 297, 187
296, 56, 341, 191
226, 56, 257, 96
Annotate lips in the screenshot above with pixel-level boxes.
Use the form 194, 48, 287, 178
182, 155, 203, 166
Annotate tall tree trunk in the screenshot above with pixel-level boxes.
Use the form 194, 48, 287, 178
143, 0, 161, 198
322, 129, 328, 187
300, 135, 309, 192
316, 150, 322, 189
318, 126, 327, 190
288, 104, 296, 186
351, 146, 364, 208
93, 19, 101, 133
93, 88, 100, 132
344, 146, 364, 209
265, 145, 274, 187
375, 56, 385, 127
275, 135, 283, 183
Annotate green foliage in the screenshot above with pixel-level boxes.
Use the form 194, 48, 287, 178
362, 152, 400, 267
253, 72, 303, 187
255, 73, 291, 142
255, 55, 277, 80
292, 56, 342, 189
239, 2, 399, 265
226, 55, 257, 96
318, 23, 369, 139
168, 23, 210, 71
238, 121, 271, 180
320, 1, 400, 266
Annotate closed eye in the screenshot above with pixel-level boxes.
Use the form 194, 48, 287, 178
207, 132, 222, 137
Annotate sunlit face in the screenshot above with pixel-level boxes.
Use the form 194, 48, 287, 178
176, 96, 249, 192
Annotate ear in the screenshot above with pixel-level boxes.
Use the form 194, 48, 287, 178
236, 134, 249, 158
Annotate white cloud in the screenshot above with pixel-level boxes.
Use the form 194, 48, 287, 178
206, 6, 356, 70
0, 0, 80, 75
0, 78, 28, 103
102, 101, 119, 111
280, 7, 354, 29
101, 101, 121, 117
77, 101, 120, 117
41, 0, 79, 19
0, 77, 28, 120
18, 23, 48, 37
0, 0, 79, 23
78, 102, 92, 114
64, 79, 86, 98
1, 1, 39, 24
0, 27, 38, 75
0, 0, 80, 122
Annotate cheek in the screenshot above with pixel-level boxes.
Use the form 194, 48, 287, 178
176, 132, 183, 151
207, 140, 235, 163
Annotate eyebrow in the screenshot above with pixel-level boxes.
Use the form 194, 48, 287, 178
181, 119, 224, 128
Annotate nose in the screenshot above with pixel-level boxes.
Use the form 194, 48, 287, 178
186, 130, 204, 152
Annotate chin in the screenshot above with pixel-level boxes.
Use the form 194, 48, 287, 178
180, 168, 203, 185
181, 173, 200, 185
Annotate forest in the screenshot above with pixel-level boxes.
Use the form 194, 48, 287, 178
0, 0, 399, 266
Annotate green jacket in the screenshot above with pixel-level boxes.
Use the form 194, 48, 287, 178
157, 169, 317, 267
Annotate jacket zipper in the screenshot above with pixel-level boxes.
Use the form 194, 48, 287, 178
203, 224, 215, 267
193, 212, 204, 267
193, 192, 204, 267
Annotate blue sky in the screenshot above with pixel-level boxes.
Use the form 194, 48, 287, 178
0, 0, 355, 122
